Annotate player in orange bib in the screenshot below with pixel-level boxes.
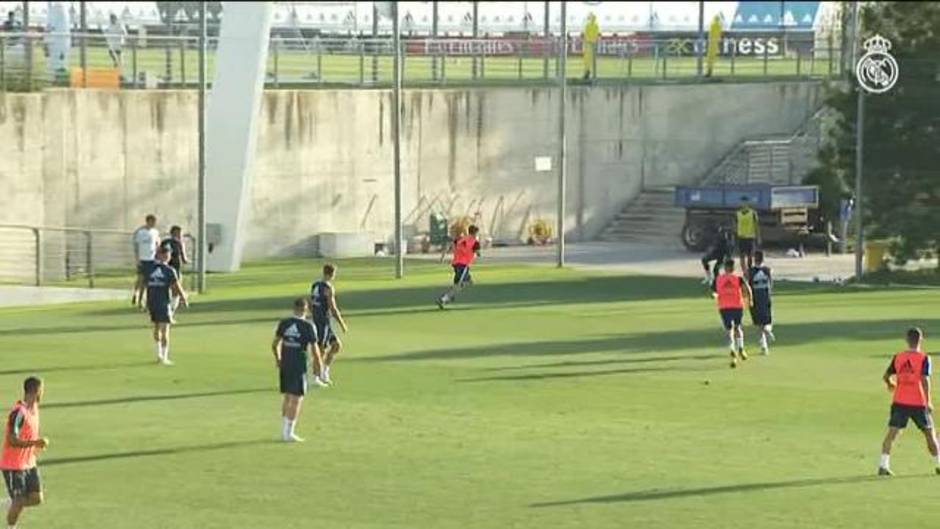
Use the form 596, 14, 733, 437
712, 259, 753, 368
877, 327, 940, 476
437, 225, 481, 309
1, 377, 49, 529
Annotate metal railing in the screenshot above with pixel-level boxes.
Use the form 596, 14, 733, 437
0, 31, 844, 91
0, 224, 196, 289
702, 107, 827, 186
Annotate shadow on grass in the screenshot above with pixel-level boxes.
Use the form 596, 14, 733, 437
45, 388, 270, 410
0, 361, 154, 376
361, 318, 940, 364
44, 439, 278, 467
87, 275, 707, 317
459, 363, 715, 383
530, 474, 927, 507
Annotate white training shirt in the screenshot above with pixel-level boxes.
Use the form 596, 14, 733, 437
133, 227, 160, 261
105, 22, 127, 50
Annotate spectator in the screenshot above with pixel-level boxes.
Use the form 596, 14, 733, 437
2, 11, 17, 33
105, 13, 127, 69
581, 13, 599, 80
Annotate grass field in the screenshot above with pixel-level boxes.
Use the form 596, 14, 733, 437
1, 258, 937, 528
5, 43, 841, 88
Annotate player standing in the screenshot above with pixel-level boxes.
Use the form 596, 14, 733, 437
714, 260, 753, 369
735, 198, 760, 277
310, 264, 349, 386
131, 214, 160, 308
437, 225, 481, 309
748, 250, 775, 355
272, 298, 322, 442
160, 226, 189, 310
1, 377, 49, 529
147, 246, 189, 365
878, 328, 940, 476
701, 226, 734, 285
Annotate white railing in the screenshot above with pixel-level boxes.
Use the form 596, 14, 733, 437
0, 224, 196, 289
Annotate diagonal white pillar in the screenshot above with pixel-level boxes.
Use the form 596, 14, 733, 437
206, 2, 272, 272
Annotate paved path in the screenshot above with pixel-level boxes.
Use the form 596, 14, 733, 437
413, 242, 874, 283
0, 286, 127, 308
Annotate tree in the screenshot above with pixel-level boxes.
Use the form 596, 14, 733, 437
813, 1, 940, 265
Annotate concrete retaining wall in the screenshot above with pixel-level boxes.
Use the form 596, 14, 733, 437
0, 82, 821, 262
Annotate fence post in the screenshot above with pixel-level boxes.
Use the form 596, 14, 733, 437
33, 228, 42, 287
440, 51, 446, 84
662, 49, 667, 79
0, 36, 5, 91
400, 40, 406, 85
517, 45, 523, 79
480, 49, 485, 79
132, 37, 139, 88
86, 231, 95, 288
730, 47, 735, 77
763, 43, 768, 76
627, 50, 633, 78
828, 45, 834, 77
179, 39, 187, 87
272, 38, 279, 88
796, 52, 801, 76
316, 38, 323, 85
359, 40, 365, 85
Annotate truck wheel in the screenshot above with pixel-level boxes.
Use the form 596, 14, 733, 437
681, 223, 709, 252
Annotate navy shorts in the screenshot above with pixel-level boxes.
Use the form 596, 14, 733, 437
750, 302, 772, 326
148, 301, 173, 324
3, 468, 41, 499
314, 319, 339, 349
719, 308, 744, 330
137, 260, 154, 276
279, 366, 307, 397
453, 264, 472, 285
889, 404, 933, 431
738, 238, 755, 256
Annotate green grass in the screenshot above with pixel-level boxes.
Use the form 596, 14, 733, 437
5, 43, 842, 89
1, 258, 936, 528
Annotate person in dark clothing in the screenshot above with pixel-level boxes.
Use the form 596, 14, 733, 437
701, 226, 735, 285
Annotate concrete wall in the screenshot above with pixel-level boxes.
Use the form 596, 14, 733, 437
0, 82, 821, 263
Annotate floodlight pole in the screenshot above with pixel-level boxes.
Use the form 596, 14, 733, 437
556, 1, 567, 268
197, 1, 207, 293
392, 3, 404, 279
854, 89, 864, 280
851, 1, 864, 280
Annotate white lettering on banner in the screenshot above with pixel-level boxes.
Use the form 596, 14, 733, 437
739, 39, 752, 54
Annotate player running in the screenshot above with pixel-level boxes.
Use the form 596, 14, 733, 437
1, 377, 50, 529
147, 246, 189, 365
310, 264, 349, 386
748, 250, 775, 355
437, 225, 481, 309
713, 259, 753, 369
701, 226, 734, 285
272, 298, 323, 442
160, 226, 189, 310
877, 328, 940, 476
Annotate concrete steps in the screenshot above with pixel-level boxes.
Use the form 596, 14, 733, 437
598, 187, 685, 245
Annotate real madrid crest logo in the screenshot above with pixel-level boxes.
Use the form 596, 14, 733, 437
855, 34, 899, 94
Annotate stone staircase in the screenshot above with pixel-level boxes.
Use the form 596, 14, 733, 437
598, 187, 685, 245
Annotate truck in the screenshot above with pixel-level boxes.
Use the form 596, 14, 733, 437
674, 184, 823, 252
